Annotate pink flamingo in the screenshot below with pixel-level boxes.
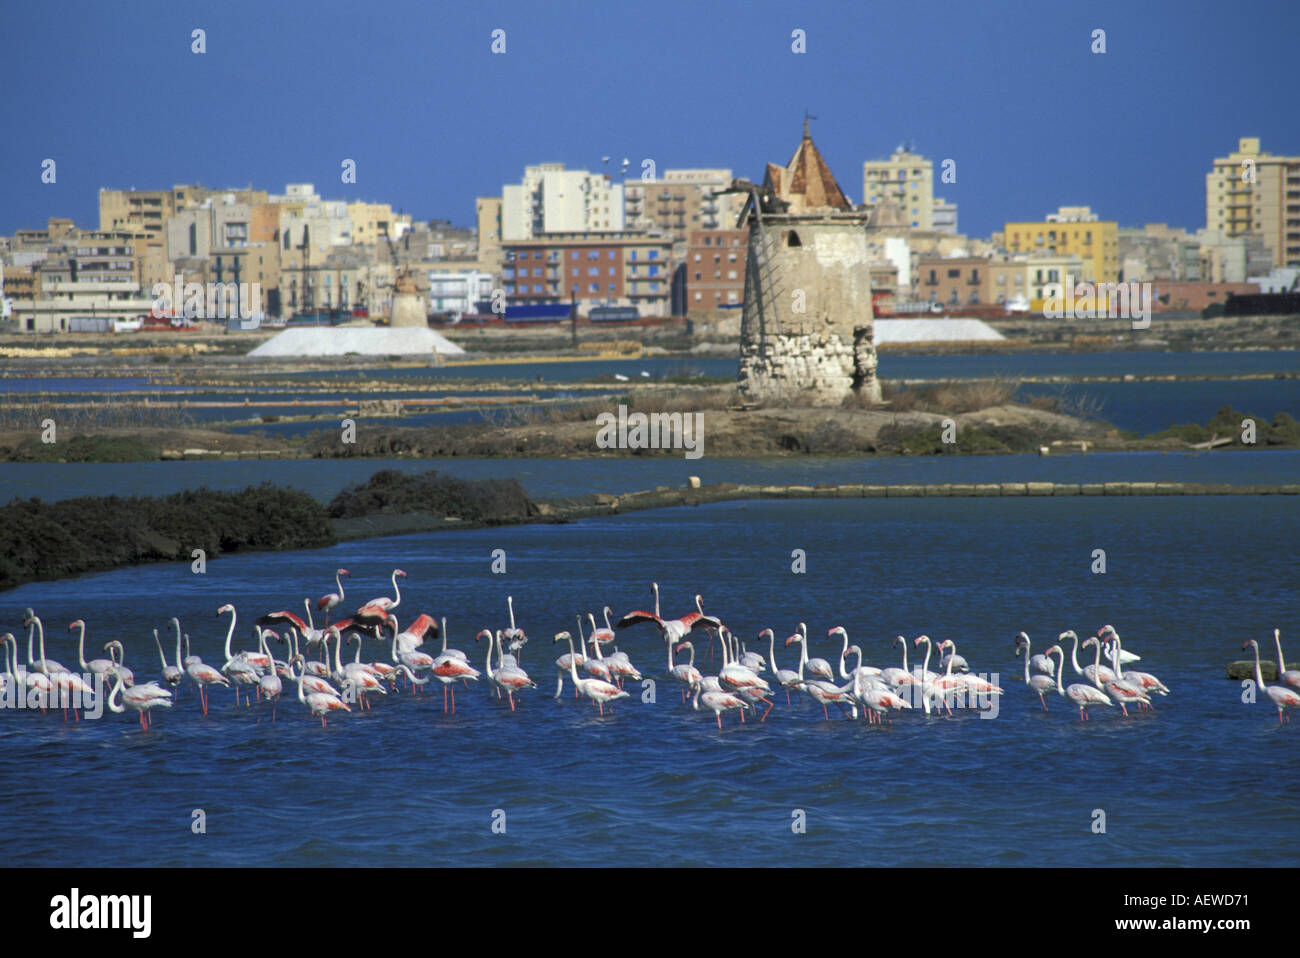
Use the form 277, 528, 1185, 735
1046, 645, 1113, 721
692, 684, 748, 729
1016, 634, 1056, 710
480, 630, 536, 710
316, 569, 350, 625
671, 641, 705, 701
1084, 636, 1149, 716
356, 569, 406, 618
292, 655, 350, 727
105, 670, 172, 730
1243, 639, 1300, 723
1271, 629, 1300, 693
616, 582, 722, 649
553, 631, 628, 715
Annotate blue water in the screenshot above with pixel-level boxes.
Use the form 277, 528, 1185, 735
3, 449, 1299, 505
3, 351, 1296, 436
1, 496, 1296, 866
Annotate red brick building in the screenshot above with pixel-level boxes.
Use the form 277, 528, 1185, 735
685, 228, 748, 314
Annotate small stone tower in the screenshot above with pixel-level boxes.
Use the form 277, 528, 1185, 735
734, 122, 880, 406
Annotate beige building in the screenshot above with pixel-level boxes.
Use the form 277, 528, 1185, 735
347, 201, 412, 246
862, 148, 935, 229
1205, 137, 1300, 267
624, 169, 746, 251
1001, 206, 1118, 284
476, 197, 504, 277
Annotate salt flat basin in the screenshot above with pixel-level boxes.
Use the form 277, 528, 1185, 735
248, 327, 466, 358
875, 318, 1005, 343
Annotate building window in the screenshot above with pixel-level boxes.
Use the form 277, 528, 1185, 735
648, 250, 658, 259
785, 231, 801, 248
589, 268, 599, 277
694, 253, 701, 262
589, 284, 599, 293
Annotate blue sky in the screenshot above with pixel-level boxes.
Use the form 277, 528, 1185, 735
1, 0, 1295, 239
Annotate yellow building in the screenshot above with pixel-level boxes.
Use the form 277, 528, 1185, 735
1205, 137, 1300, 268
1002, 207, 1118, 284
347, 202, 412, 246
862, 148, 935, 230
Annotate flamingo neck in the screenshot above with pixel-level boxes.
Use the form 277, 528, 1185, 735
566, 635, 581, 684
1021, 644, 1031, 684
173, 621, 183, 671
336, 571, 346, 600
1275, 632, 1286, 674
1251, 643, 1265, 690
224, 609, 237, 661
304, 599, 316, 631
77, 623, 89, 669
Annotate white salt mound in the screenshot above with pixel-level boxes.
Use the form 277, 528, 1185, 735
874, 319, 1005, 343
248, 327, 466, 358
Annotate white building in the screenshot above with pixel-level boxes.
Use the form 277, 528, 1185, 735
502, 164, 624, 240
932, 198, 958, 235
427, 268, 495, 318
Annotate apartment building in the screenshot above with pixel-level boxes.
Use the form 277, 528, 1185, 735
684, 228, 748, 313
501, 231, 674, 316
862, 148, 935, 229
501, 164, 624, 241
1206, 137, 1300, 268
1001, 206, 1118, 284
624, 169, 746, 250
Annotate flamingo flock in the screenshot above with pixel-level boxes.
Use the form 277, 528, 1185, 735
9, 571, 1297, 731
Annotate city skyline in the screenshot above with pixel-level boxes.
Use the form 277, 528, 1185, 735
2, 0, 1296, 239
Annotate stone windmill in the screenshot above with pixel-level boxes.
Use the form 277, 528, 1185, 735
723, 119, 880, 406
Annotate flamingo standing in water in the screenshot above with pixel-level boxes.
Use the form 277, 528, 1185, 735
356, 569, 406, 619
845, 646, 910, 723
186, 652, 230, 716
1015, 634, 1057, 711
292, 655, 350, 727
670, 641, 705, 701
553, 631, 628, 715
1272, 629, 1300, 692
105, 669, 172, 731
1046, 645, 1113, 721
881, 637, 920, 691
151, 628, 183, 689
388, 616, 434, 690
1062, 630, 1115, 686
316, 569, 350, 625
1084, 636, 1149, 716
24, 612, 67, 674
763, 629, 802, 705
71, 620, 116, 681
692, 683, 749, 730
1106, 630, 1168, 703
479, 630, 536, 710
1015, 632, 1056, 677
786, 632, 856, 720
502, 596, 528, 662
1242, 639, 1300, 723
429, 624, 481, 714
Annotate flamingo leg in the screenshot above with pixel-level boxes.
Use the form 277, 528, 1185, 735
822, 703, 830, 721
508, 691, 515, 712
716, 711, 722, 730
760, 699, 773, 722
